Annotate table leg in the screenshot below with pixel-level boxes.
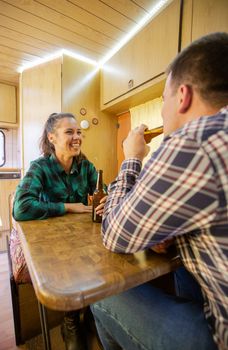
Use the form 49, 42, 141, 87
38, 301, 51, 350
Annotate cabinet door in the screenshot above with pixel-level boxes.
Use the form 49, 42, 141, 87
0, 83, 16, 124
102, 0, 181, 105
191, 0, 228, 40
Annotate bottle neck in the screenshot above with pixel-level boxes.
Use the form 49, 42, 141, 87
96, 170, 103, 191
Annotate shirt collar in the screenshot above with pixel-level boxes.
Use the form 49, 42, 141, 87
49, 154, 79, 175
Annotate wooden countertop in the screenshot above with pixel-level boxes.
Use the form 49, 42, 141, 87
0, 168, 21, 172
16, 213, 181, 311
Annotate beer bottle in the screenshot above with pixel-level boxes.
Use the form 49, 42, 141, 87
144, 125, 163, 144
92, 170, 106, 223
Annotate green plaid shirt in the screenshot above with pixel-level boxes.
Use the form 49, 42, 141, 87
13, 154, 98, 220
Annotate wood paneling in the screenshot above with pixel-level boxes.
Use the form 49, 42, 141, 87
62, 55, 118, 184
101, 0, 181, 105
191, 0, 228, 40
21, 57, 62, 174
0, 83, 17, 124
117, 112, 131, 170
0, 0, 156, 84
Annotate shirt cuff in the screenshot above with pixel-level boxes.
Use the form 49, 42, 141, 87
120, 158, 142, 175
48, 202, 66, 217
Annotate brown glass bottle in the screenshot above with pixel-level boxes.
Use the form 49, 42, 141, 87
92, 170, 106, 223
144, 126, 163, 144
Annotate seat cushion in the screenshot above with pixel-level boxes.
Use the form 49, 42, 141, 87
9, 227, 31, 284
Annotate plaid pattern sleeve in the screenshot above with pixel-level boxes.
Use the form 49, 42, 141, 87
101, 108, 228, 350
13, 155, 98, 221
102, 136, 217, 252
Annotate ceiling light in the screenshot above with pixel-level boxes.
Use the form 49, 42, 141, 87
18, 0, 170, 73
98, 0, 171, 67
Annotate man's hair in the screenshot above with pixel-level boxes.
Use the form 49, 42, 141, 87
167, 32, 228, 108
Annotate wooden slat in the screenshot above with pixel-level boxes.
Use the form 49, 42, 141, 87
0, 74, 19, 85
0, 26, 60, 53
0, 1, 108, 56
0, 52, 29, 66
69, 0, 137, 28
133, 0, 160, 11
0, 36, 50, 57
0, 44, 39, 62
0, 14, 101, 60
0, 61, 19, 71
101, 0, 149, 21
6, 0, 116, 47
35, 0, 125, 39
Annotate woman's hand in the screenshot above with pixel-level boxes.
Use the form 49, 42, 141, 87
150, 238, 174, 254
95, 196, 108, 216
65, 203, 92, 213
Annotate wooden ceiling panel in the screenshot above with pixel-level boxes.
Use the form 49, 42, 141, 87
0, 14, 102, 61
68, 0, 140, 29
1, 1, 109, 54
100, 0, 148, 21
5, 0, 116, 48
0, 0, 165, 84
133, 0, 159, 11
31, 0, 125, 39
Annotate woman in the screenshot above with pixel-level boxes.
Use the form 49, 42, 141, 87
10, 112, 104, 350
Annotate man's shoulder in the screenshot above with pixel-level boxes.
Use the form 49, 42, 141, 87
175, 107, 228, 143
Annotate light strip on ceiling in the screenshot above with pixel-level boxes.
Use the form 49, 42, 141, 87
98, 0, 170, 67
18, 0, 170, 73
18, 49, 97, 73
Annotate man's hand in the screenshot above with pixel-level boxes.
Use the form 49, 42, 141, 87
150, 238, 174, 254
95, 196, 108, 216
65, 203, 92, 213
123, 124, 150, 161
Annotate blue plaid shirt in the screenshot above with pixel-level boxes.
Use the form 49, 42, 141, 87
102, 107, 228, 350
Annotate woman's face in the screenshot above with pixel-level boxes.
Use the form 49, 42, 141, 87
48, 117, 82, 158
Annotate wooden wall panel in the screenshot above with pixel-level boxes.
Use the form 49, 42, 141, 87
21, 58, 62, 174
62, 55, 117, 185
117, 112, 131, 171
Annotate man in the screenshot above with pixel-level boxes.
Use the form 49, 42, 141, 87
91, 32, 228, 350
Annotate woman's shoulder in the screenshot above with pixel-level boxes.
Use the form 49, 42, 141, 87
29, 155, 51, 169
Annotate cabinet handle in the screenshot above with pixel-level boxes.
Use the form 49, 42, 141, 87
128, 79, 134, 89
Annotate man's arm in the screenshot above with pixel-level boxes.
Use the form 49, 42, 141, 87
102, 134, 218, 253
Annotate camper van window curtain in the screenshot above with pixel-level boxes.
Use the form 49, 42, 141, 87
130, 97, 163, 167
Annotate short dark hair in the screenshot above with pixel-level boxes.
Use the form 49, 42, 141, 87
167, 32, 228, 108
39, 112, 75, 156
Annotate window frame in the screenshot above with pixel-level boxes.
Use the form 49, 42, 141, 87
0, 130, 6, 167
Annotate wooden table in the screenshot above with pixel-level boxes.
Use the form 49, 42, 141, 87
16, 213, 181, 349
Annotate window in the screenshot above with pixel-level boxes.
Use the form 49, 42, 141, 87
0, 130, 6, 167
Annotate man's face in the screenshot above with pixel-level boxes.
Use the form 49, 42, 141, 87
161, 73, 179, 136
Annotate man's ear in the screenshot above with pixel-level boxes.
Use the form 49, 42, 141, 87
177, 84, 192, 113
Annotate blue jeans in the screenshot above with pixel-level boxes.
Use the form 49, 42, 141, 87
91, 267, 217, 350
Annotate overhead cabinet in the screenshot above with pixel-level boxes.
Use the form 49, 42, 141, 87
101, 0, 181, 107
181, 0, 228, 48
191, 0, 228, 40
0, 83, 17, 124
